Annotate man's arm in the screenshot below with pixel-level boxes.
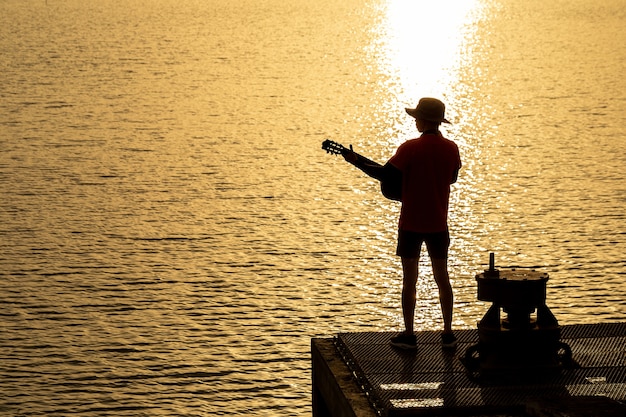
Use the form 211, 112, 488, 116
342, 150, 400, 183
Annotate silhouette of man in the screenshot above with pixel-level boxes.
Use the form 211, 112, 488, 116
343, 98, 461, 349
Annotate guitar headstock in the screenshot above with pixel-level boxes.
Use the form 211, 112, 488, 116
321, 139, 346, 156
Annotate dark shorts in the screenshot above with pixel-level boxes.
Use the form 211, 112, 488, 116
396, 229, 450, 259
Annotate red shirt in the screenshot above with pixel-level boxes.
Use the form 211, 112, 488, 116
388, 133, 461, 233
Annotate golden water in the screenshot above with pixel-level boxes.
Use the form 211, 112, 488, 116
1, 0, 624, 415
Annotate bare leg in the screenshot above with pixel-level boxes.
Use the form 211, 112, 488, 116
431, 258, 453, 334
400, 257, 418, 334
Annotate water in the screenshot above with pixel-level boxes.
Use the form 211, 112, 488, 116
1, 0, 624, 415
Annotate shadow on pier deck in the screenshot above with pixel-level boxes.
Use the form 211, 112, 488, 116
312, 322, 626, 417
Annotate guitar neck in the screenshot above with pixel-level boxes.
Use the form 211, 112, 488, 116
352, 151, 382, 169
322, 139, 402, 201
321, 139, 384, 175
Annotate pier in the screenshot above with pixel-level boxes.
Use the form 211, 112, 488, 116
312, 257, 625, 416
312, 323, 626, 416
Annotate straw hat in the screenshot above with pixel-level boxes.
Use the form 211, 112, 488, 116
405, 98, 450, 124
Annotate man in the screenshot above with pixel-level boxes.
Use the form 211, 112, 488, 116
343, 98, 461, 350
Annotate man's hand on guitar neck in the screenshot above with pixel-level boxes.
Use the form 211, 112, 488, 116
342, 145, 359, 164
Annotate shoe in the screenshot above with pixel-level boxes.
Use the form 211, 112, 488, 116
390, 333, 417, 350
441, 333, 457, 349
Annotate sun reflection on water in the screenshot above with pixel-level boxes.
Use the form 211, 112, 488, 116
379, 0, 483, 109
354, 0, 492, 332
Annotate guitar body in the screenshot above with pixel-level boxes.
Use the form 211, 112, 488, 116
322, 139, 402, 202
380, 176, 402, 202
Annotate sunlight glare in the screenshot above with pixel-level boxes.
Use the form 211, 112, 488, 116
380, 0, 482, 107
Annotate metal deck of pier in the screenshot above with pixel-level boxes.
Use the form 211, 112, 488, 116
330, 323, 626, 416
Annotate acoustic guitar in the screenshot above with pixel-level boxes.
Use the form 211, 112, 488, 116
322, 139, 402, 202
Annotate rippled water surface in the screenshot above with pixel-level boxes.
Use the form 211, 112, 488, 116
1, 0, 625, 415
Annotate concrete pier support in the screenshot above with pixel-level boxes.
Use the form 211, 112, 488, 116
311, 338, 376, 417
